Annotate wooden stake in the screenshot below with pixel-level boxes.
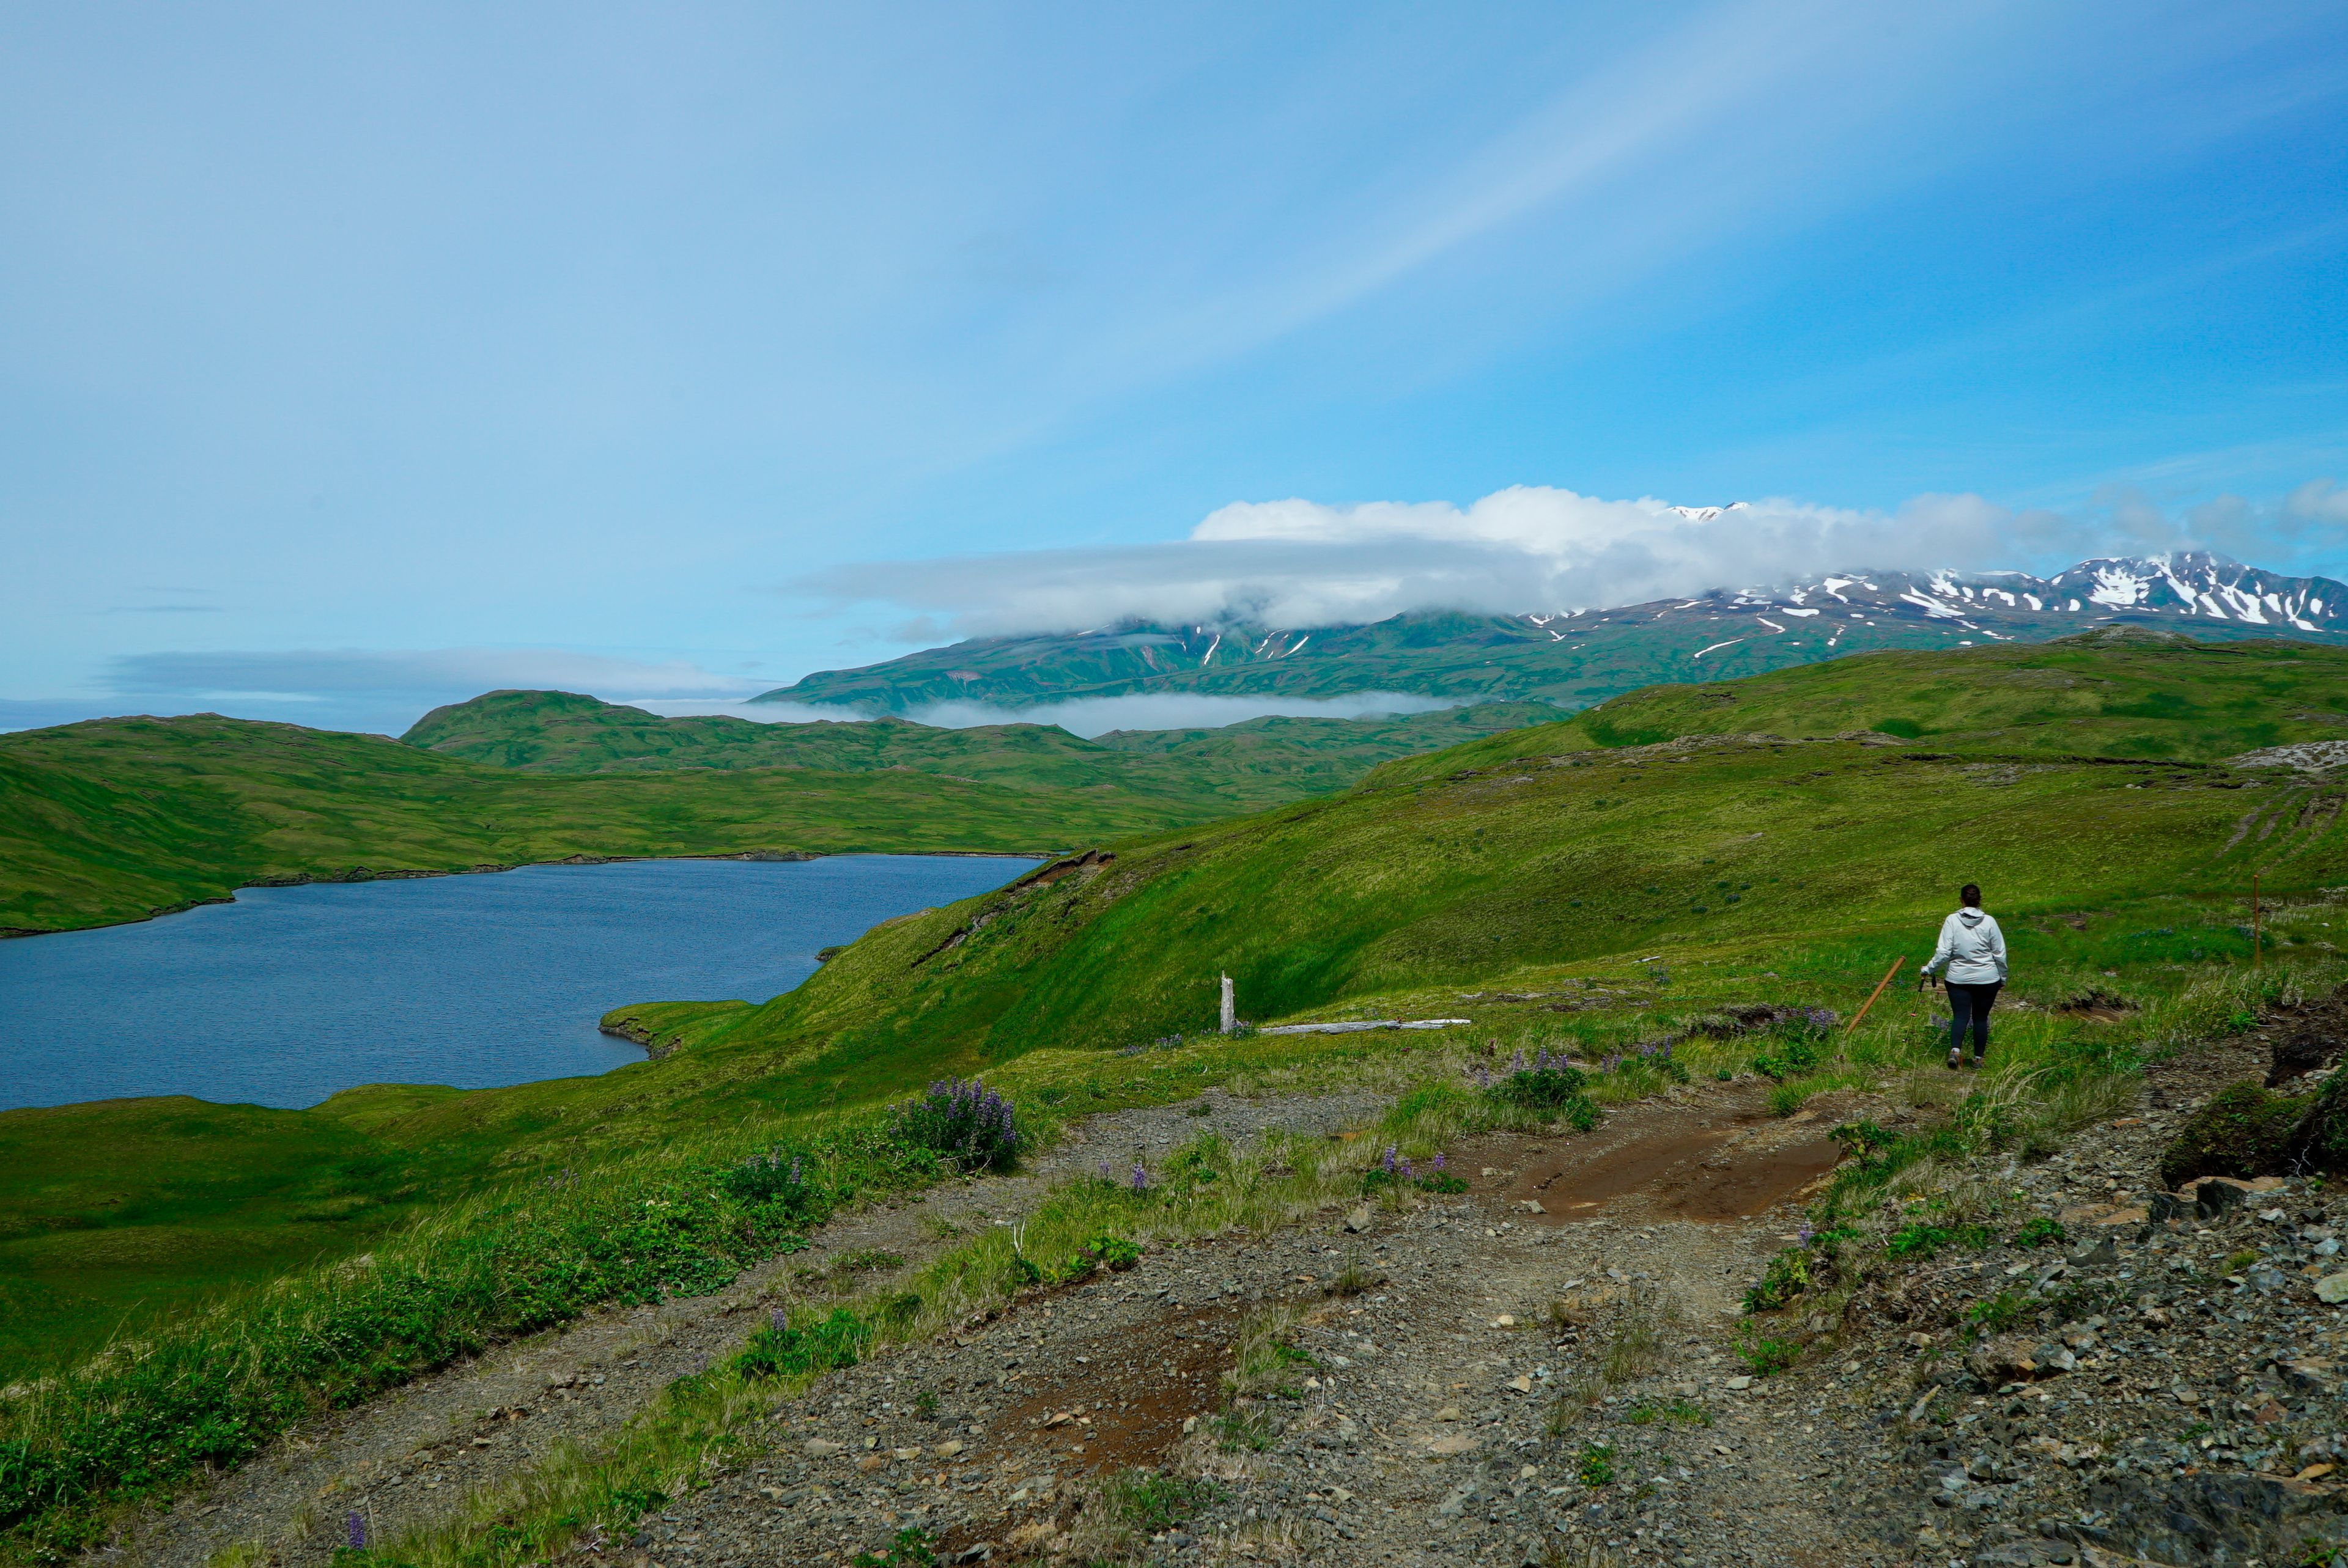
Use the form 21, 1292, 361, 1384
1846, 956, 1908, 1036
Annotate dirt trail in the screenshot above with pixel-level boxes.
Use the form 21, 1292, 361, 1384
107, 1089, 1381, 1568
118, 1034, 2328, 1568
630, 1080, 1889, 1566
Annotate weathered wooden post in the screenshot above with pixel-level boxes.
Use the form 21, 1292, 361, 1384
1220, 974, 1236, 1034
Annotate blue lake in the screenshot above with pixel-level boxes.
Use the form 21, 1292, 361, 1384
0, 855, 1030, 1112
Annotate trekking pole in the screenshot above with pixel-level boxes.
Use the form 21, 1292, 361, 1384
2253, 871, 2262, 972
1845, 956, 1908, 1037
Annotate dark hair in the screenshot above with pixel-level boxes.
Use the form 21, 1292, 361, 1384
1960, 883, 1982, 908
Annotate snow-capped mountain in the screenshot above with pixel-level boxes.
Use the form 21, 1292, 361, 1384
1733, 551, 2328, 631
763, 552, 2348, 715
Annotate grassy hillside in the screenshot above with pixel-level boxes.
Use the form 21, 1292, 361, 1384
6, 632, 2346, 1547
1359, 628, 2348, 788
0, 715, 1173, 935
401, 689, 1551, 809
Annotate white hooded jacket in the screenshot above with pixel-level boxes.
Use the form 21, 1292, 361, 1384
1924, 908, 2007, 985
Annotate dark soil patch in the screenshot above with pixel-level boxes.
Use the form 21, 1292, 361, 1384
1487, 1089, 1848, 1224
985, 1301, 1239, 1477
2264, 983, 2348, 1086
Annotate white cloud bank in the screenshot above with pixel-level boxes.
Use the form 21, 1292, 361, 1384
797, 482, 2348, 639
634, 691, 1457, 738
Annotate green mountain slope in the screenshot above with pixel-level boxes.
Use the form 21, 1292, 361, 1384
0, 715, 1168, 935
1359, 628, 2348, 788
398, 690, 1551, 813
758, 555, 2348, 715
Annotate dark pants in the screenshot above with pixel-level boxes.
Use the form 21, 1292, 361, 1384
1947, 981, 2001, 1058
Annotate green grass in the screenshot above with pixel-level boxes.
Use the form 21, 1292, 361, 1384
1362, 628, 2348, 787
7, 631, 2348, 1557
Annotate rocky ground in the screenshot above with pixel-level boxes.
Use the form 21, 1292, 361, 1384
113, 1011, 2348, 1568
614, 1032, 2348, 1568
114, 1090, 1383, 1568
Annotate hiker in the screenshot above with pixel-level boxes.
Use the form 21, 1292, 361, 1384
1922, 883, 2007, 1070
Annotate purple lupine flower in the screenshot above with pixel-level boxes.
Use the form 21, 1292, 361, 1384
771, 1307, 789, 1331
1398, 1159, 1414, 1179
788, 1155, 803, 1185
1798, 1223, 1815, 1246
1475, 1067, 1493, 1089
1381, 1146, 1398, 1174
1431, 1153, 1446, 1171
347, 1512, 367, 1550
1131, 1163, 1150, 1191
1509, 1048, 1528, 1073
1098, 1160, 1115, 1182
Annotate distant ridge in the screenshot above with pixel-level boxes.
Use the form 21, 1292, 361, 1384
759, 551, 2348, 715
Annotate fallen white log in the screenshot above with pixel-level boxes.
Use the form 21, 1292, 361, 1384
1258, 1018, 1473, 1036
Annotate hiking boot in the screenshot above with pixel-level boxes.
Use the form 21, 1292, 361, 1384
1946, 1046, 1962, 1070
1971, 1052, 1987, 1070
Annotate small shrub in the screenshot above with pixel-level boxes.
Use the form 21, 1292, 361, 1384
1213, 1405, 1275, 1452
1736, 1335, 1797, 1376
1831, 1121, 1897, 1158
1056, 1233, 1140, 1282
1741, 1248, 1811, 1313
1886, 1223, 1988, 1261
888, 1079, 1022, 1174
1576, 1443, 1617, 1487
736, 1308, 869, 1378
1490, 1053, 1587, 1110
1097, 1470, 1216, 1534
720, 1149, 827, 1223
1622, 1398, 1709, 1427
1965, 1289, 2032, 1334
2012, 1216, 2068, 1250
1749, 1033, 1826, 1083
850, 1525, 939, 1567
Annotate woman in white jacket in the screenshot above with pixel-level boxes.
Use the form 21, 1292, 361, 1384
1922, 883, 2007, 1070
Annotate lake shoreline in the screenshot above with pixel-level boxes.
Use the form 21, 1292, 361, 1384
0, 846, 1055, 941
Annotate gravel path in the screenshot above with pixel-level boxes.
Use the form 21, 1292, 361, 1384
106, 1017, 2348, 1568
109, 1089, 1383, 1568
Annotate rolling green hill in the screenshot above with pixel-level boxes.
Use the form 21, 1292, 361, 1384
399, 688, 1553, 810
0, 715, 1153, 936
0, 697, 1554, 937
1359, 628, 2348, 788
7, 630, 2346, 1542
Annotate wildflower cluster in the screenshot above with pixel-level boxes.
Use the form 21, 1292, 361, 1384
1363, 1147, 1467, 1195
888, 1079, 1022, 1173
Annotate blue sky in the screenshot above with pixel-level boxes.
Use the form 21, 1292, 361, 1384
6, 1, 2347, 734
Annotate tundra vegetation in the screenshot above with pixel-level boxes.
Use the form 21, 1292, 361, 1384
2, 630, 2346, 1563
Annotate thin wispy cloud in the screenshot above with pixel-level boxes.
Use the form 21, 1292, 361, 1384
108, 649, 761, 702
